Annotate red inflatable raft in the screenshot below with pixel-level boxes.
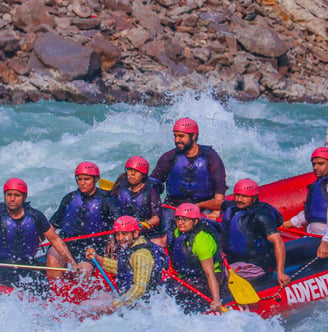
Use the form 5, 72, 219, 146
0, 172, 325, 320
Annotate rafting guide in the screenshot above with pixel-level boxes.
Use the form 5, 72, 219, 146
150, 117, 227, 232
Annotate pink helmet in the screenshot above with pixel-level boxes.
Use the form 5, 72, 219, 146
173, 118, 199, 134
234, 178, 259, 196
175, 203, 201, 219
75, 162, 100, 177
3, 178, 28, 194
113, 215, 141, 232
125, 156, 149, 175
311, 147, 328, 161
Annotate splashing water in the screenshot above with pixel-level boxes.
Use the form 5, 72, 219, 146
0, 92, 327, 331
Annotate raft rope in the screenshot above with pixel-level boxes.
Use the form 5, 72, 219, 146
256, 256, 320, 303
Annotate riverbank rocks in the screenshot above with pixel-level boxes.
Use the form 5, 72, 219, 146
0, 0, 327, 105
33, 32, 101, 81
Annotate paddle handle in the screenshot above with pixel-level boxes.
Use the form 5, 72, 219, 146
92, 257, 119, 296
0, 262, 68, 271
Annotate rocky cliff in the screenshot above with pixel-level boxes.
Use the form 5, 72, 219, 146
0, 0, 327, 105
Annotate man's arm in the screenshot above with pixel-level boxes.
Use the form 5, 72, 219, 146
196, 193, 224, 211
267, 233, 290, 286
207, 148, 227, 196
149, 151, 175, 182
44, 225, 77, 269
317, 224, 328, 258
112, 249, 155, 309
282, 210, 308, 229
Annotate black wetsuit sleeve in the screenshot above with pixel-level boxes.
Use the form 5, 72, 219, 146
28, 207, 51, 235
254, 211, 279, 238
49, 193, 74, 229
149, 149, 176, 183
206, 148, 227, 196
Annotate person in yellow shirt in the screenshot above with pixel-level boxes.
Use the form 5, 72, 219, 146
85, 215, 168, 314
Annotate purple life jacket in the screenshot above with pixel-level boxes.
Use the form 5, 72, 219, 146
304, 176, 328, 224
0, 204, 41, 264
222, 202, 282, 271
167, 219, 222, 278
59, 190, 108, 246
166, 146, 214, 203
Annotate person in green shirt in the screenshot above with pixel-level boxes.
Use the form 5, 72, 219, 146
153, 203, 224, 313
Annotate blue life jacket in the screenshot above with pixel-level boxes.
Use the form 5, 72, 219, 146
167, 218, 222, 278
116, 177, 163, 239
117, 240, 169, 295
166, 145, 214, 202
222, 201, 282, 270
116, 177, 163, 221
0, 203, 42, 264
304, 176, 328, 224
59, 189, 108, 247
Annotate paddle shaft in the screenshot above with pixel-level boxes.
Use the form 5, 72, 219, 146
0, 262, 68, 271
41, 230, 115, 247
92, 257, 119, 296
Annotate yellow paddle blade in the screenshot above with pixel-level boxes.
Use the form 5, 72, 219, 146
227, 268, 260, 305
99, 178, 115, 191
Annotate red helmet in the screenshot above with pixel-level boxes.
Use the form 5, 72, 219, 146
3, 178, 28, 194
311, 147, 328, 161
125, 156, 149, 175
113, 215, 141, 232
234, 178, 259, 196
75, 162, 100, 177
175, 203, 201, 219
173, 118, 199, 134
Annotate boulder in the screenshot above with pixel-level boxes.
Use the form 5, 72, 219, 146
103, 0, 132, 13
0, 30, 20, 53
234, 22, 290, 58
132, 1, 164, 35
126, 28, 152, 49
33, 32, 101, 81
72, 17, 101, 30
86, 33, 121, 72
12, 0, 56, 32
